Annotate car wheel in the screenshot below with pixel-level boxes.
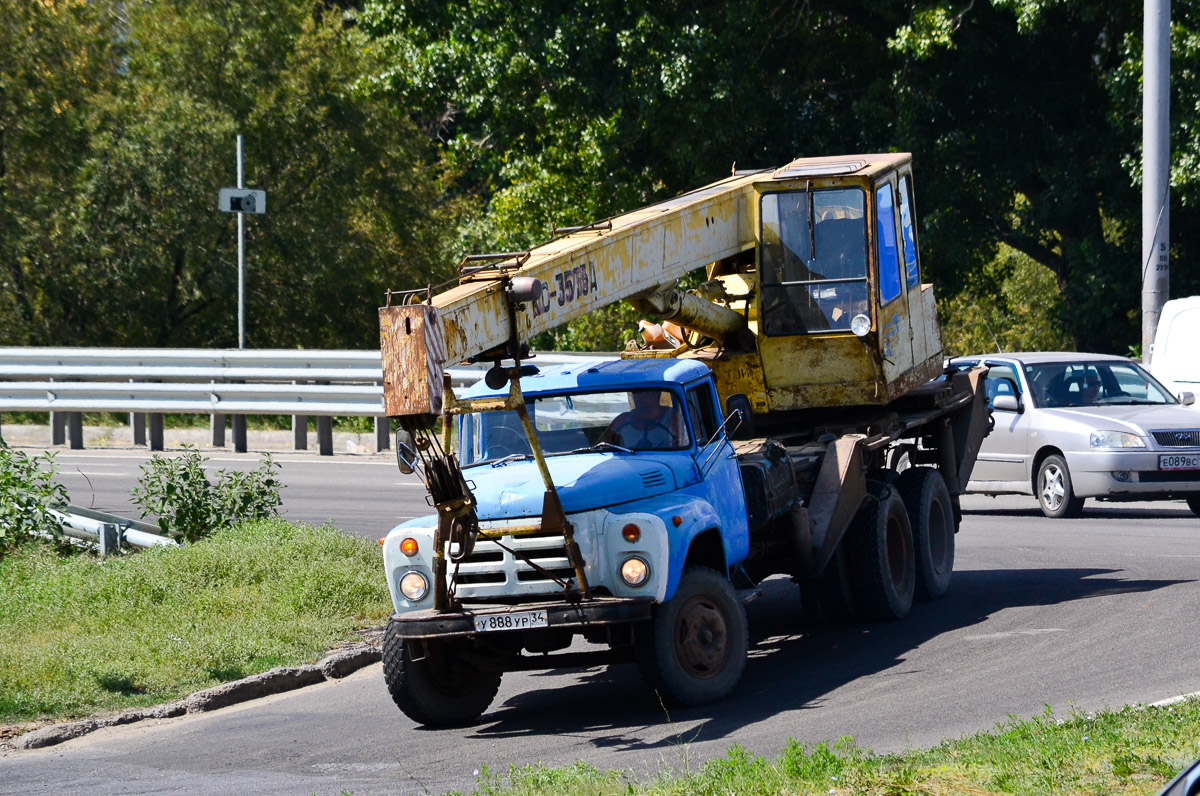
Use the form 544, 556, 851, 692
1036, 454, 1085, 519
1186, 496, 1200, 517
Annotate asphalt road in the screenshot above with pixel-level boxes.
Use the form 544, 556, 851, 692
2, 450, 1199, 795
45, 449, 428, 538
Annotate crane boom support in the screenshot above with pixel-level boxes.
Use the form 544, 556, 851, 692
432, 173, 761, 365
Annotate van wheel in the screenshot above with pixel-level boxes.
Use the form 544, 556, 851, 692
895, 468, 955, 601
1037, 454, 1085, 519
847, 485, 915, 621
636, 567, 747, 706
383, 622, 501, 726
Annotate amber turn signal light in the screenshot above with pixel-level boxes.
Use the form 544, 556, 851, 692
621, 523, 641, 543
400, 537, 419, 556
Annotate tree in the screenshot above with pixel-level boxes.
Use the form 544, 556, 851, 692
0, 0, 458, 349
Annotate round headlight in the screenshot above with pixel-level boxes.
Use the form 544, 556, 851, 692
850, 314, 871, 337
620, 557, 650, 587
399, 571, 429, 601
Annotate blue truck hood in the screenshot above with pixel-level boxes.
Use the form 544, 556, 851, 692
465, 454, 682, 519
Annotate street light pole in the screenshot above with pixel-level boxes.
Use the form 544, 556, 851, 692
237, 134, 246, 350
1141, 0, 1170, 363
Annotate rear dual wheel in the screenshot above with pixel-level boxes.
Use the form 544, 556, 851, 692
895, 467, 955, 601
846, 484, 916, 621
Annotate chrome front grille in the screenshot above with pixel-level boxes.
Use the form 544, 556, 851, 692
1151, 429, 1200, 447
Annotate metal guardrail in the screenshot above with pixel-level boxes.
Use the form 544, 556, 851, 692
0, 348, 615, 455
49, 505, 177, 554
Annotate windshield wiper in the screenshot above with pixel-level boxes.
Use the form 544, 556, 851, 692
489, 453, 533, 467
565, 441, 633, 456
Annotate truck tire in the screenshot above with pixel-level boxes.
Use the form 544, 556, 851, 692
798, 544, 859, 624
1036, 454, 1085, 519
636, 567, 748, 707
846, 485, 915, 621
895, 467, 955, 601
382, 620, 501, 726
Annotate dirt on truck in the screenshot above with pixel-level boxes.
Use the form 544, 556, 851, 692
376, 153, 991, 726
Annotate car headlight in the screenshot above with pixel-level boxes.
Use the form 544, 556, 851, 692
620, 557, 650, 587
1090, 430, 1145, 448
399, 571, 429, 601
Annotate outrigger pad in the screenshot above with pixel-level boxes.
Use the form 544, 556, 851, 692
379, 304, 446, 417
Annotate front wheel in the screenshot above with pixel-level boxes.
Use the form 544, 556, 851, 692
1036, 454, 1085, 519
636, 567, 748, 707
1187, 495, 1200, 517
382, 621, 501, 726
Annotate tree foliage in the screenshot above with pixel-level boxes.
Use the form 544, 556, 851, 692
361, 0, 1200, 354
1, 0, 456, 349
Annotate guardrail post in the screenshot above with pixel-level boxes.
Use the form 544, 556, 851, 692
131, 412, 146, 446
232, 414, 247, 453
317, 416, 333, 456
148, 413, 164, 451
211, 413, 226, 447
292, 414, 307, 451
375, 416, 390, 453
52, 411, 66, 445
68, 412, 84, 449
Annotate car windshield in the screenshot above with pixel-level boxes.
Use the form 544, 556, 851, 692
459, 388, 690, 466
1025, 360, 1177, 408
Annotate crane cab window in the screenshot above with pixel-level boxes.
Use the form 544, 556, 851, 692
759, 188, 869, 335
898, 175, 919, 289
876, 182, 902, 305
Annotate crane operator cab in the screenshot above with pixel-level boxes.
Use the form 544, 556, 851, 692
688, 154, 946, 417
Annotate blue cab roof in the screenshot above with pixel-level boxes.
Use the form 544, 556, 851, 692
460, 357, 712, 398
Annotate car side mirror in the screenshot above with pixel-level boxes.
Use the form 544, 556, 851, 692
1180, 391, 1196, 406
395, 428, 419, 475
992, 394, 1021, 413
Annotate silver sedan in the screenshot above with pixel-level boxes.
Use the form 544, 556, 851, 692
949, 352, 1200, 518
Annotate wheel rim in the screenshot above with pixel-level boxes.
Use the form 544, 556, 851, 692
674, 595, 729, 679
1041, 464, 1066, 511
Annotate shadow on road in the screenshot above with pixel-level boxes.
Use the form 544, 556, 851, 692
963, 502, 1195, 520
465, 567, 1190, 750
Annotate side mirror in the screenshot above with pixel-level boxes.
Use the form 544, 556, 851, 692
992, 394, 1021, 413
395, 428, 419, 475
1180, 391, 1196, 406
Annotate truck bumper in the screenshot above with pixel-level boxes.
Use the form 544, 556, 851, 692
388, 596, 655, 639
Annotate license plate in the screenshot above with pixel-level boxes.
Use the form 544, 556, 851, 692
1160, 453, 1200, 471
473, 610, 548, 633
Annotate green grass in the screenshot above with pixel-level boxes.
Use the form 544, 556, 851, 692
0, 520, 391, 723
453, 700, 1200, 796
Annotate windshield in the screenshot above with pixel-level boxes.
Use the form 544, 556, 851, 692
459, 388, 691, 466
759, 187, 869, 335
1025, 360, 1178, 408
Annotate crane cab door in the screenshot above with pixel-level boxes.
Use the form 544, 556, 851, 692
873, 176, 918, 384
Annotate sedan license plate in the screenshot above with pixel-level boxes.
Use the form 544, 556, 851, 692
1160, 453, 1200, 471
473, 610, 548, 633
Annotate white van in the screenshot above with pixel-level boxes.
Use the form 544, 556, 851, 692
1150, 296, 1200, 408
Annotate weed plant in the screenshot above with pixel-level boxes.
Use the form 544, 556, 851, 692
0, 442, 67, 554
0, 519, 391, 723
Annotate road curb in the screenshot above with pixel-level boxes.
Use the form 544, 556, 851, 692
13, 644, 381, 751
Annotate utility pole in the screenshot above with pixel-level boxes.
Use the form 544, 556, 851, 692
237, 134, 245, 350
1141, 0, 1170, 363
